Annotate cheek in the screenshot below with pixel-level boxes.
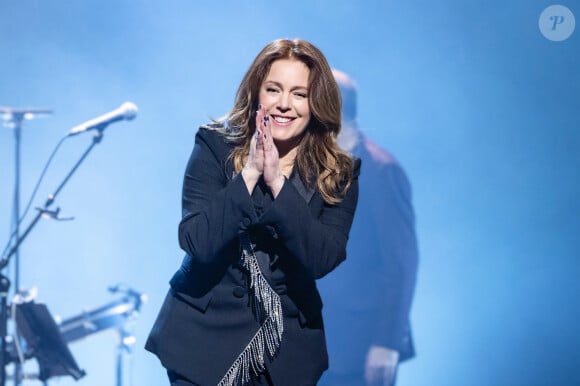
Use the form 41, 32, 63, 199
259, 91, 274, 105
296, 101, 310, 117
295, 115, 311, 135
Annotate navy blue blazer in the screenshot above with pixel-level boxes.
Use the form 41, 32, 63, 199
146, 127, 360, 386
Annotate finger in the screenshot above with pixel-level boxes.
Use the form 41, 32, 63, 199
262, 115, 275, 151
263, 117, 270, 150
256, 127, 264, 149
250, 128, 258, 152
255, 105, 264, 136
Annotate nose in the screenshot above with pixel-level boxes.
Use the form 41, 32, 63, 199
276, 92, 291, 113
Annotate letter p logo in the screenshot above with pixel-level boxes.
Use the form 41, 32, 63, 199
539, 5, 576, 41
550, 15, 566, 30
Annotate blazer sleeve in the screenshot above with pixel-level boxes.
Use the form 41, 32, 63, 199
259, 159, 361, 280
371, 164, 419, 353
178, 128, 258, 263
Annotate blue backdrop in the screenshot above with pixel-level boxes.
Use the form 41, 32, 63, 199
1, 1, 579, 385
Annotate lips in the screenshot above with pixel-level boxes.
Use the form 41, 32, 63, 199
271, 115, 294, 125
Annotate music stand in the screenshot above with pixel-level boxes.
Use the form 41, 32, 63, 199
13, 301, 85, 382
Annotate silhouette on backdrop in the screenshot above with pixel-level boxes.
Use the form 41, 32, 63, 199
317, 69, 419, 386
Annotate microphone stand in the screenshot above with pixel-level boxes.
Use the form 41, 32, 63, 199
0, 130, 105, 386
1, 110, 23, 386
0, 108, 51, 386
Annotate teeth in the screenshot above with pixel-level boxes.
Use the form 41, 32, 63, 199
273, 116, 291, 123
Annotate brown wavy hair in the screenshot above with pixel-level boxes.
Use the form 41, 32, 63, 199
212, 38, 354, 204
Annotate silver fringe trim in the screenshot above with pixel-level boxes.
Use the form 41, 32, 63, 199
217, 233, 284, 386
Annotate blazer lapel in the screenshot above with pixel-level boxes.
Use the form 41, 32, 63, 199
289, 169, 315, 204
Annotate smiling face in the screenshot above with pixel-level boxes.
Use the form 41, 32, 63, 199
259, 59, 311, 149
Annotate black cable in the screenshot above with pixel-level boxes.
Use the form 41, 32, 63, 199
1, 135, 69, 261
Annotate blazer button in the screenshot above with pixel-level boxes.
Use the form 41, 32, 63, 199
233, 286, 246, 298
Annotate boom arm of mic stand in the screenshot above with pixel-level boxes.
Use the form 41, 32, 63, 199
0, 130, 106, 385
0, 131, 103, 269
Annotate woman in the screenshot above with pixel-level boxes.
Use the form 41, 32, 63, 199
146, 38, 360, 386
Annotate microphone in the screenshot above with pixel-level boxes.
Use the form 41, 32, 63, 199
67, 101, 138, 136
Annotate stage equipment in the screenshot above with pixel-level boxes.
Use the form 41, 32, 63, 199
6, 286, 146, 385
1, 107, 52, 386
67, 102, 137, 136
58, 285, 146, 386
12, 301, 85, 382
0, 103, 138, 385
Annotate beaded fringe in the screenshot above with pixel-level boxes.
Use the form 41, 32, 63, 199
217, 233, 284, 386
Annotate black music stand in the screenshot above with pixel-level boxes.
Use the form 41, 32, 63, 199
13, 301, 85, 382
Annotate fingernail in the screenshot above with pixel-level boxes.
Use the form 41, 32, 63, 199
264, 115, 269, 121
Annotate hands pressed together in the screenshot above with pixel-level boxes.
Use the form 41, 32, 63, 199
241, 106, 285, 198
